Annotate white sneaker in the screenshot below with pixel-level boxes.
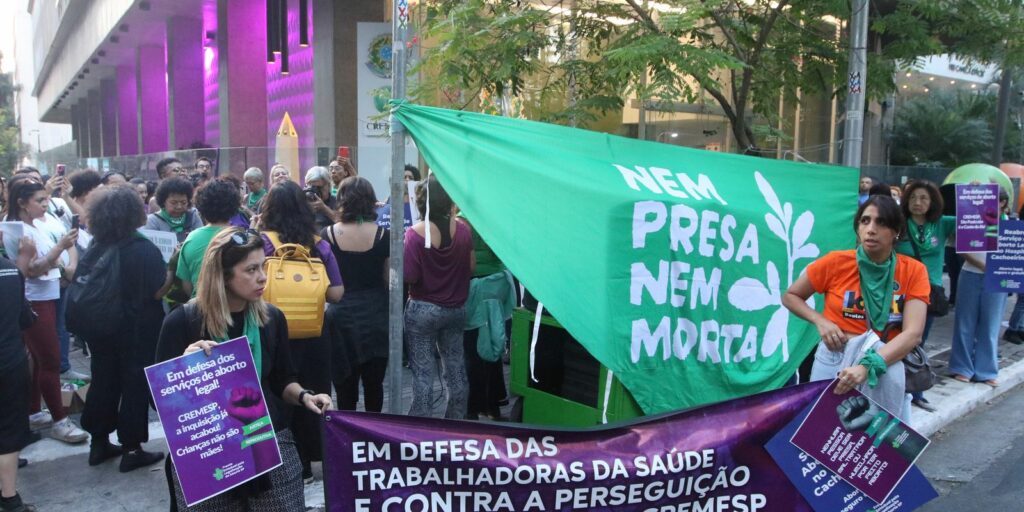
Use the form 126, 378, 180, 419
60, 369, 91, 381
29, 411, 53, 430
50, 418, 88, 444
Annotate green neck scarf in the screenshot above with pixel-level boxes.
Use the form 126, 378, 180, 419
856, 245, 897, 332
247, 189, 267, 210
157, 209, 188, 233
214, 310, 263, 378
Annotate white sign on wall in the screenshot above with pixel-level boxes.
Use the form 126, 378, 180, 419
356, 22, 419, 200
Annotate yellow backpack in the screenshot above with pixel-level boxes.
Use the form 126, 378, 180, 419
262, 231, 329, 339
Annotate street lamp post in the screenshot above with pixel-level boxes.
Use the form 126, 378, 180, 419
841, 0, 869, 169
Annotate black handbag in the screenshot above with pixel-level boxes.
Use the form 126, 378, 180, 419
880, 319, 936, 394
908, 236, 950, 317
903, 344, 936, 393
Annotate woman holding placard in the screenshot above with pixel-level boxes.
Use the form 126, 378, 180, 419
156, 227, 332, 511
895, 180, 955, 411
782, 195, 929, 420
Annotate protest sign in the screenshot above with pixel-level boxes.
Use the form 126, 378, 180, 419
138, 228, 179, 263
765, 402, 937, 511
392, 102, 858, 414
323, 381, 830, 512
984, 219, 1024, 293
145, 337, 281, 506
955, 184, 1000, 252
789, 381, 930, 504
0, 222, 23, 254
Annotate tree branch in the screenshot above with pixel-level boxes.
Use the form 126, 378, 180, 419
623, 0, 660, 32
696, 76, 738, 125
700, 1, 747, 61
735, 0, 790, 115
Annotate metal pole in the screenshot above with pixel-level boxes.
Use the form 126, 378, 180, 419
841, 0, 868, 169
387, 0, 410, 415
992, 68, 1012, 165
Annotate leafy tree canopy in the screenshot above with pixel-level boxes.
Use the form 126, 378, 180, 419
412, 0, 1023, 154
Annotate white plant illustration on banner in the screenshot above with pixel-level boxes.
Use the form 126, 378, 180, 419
727, 172, 819, 362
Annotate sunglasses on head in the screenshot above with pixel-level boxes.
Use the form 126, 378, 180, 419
228, 229, 260, 247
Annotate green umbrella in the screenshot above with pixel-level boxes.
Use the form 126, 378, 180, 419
939, 163, 1012, 216
942, 163, 1013, 194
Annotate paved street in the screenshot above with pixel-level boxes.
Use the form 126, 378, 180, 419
917, 381, 1024, 510
13, 289, 1024, 511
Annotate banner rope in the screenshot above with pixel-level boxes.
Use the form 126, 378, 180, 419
601, 370, 614, 424
529, 301, 543, 383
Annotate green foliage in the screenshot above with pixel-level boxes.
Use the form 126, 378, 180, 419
0, 72, 25, 175
413, 0, 1024, 153
889, 90, 1021, 167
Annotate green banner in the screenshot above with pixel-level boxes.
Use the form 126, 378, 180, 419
393, 103, 857, 414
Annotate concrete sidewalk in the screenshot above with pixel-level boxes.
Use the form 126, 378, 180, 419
15, 299, 1024, 511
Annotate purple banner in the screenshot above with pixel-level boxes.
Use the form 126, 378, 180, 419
984, 219, 1024, 293
789, 380, 930, 504
322, 382, 831, 512
955, 183, 1000, 252
145, 337, 282, 506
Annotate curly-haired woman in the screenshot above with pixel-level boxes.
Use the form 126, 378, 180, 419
79, 185, 173, 471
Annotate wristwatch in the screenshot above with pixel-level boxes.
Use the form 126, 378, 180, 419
298, 389, 315, 404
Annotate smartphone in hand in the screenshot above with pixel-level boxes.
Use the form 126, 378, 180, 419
71, 214, 80, 230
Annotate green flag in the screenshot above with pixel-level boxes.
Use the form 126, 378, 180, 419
394, 102, 857, 414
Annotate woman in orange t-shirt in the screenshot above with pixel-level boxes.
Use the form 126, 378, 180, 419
783, 195, 929, 396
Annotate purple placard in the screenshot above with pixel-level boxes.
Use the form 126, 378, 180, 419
322, 382, 832, 512
789, 380, 930, 504
983, 219, 1024, 293
955, 183, 1000, 252
145, 337, 282, 506
766, 402, 937, 511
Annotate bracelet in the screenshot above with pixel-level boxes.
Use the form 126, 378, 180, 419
298, 389, 314, 405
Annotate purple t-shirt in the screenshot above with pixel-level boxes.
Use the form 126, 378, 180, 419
404, 222, 473, 308
261, 235, 344, 287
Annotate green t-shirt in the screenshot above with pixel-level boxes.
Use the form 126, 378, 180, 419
895, 215, 956, 285
175, 225, 227, 294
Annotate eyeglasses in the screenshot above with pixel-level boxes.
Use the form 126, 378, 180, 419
229, 229, 260, 246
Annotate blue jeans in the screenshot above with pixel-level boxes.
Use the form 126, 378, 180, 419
56, 287, 71, 373
1009, 293, 1024, 331
949, 271, 1007, 382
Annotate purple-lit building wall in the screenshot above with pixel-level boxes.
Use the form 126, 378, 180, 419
100, 81, 118, 156
117, 66, 139, 155
167, 17, 206, 150
138, 44, 170, 153
202, 3, 220, 147
266, 0, 314, 151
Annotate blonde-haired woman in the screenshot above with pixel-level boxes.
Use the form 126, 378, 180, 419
156, 228, 332, 511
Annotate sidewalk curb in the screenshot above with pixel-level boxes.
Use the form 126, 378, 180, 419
912, 355, 1024, 438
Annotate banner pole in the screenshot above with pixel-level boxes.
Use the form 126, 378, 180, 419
387, 0, 409, 415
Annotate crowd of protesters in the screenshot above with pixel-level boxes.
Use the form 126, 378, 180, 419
3, 156, 1022, 512
0, 154, 512, 512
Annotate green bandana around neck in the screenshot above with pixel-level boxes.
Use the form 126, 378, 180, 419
214, 310, 263, 378
856, 245, 897, 332
247, 189, 267, 210
158, 209, 188, 233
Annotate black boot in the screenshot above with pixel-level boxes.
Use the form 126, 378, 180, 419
0, 493, 36, 512
119, 447, 165, 473
89, 439, 122, 466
